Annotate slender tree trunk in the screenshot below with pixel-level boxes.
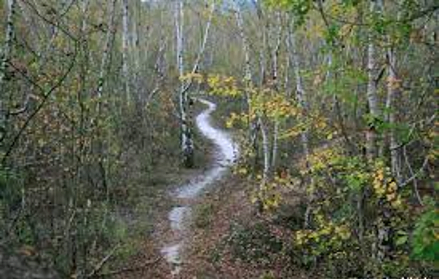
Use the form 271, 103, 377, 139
176, 0, 194, 167
271, 118, 279, 169
259, 117, 270, 183
234, 1, 258, 162
132, 0, 141, 98
272, 12, 282, 89
384, 2, 402, 184
234, 3, 252, 85
387, 47, 402, 183
288, 20, 310, 162
287, 17, 313, 227
189, 1, 215, 76
97, 0, 117, 101
366, 0, 381, 160
122, 0, 130, 103
284, 49, 291, 97
371, 0, 390, 266
271, 12, 282, 171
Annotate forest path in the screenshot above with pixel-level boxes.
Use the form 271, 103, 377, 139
160, 99, 239, 276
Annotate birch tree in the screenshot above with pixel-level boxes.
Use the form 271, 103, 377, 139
270, 12, 283, 170
234, 1, 258, 166
287, 18, 310, 165
175, 0, 194, 167
122, 0, 131, 102
97, 0, 118, 100
366, 0, 381, 160
287, 16, 315, 227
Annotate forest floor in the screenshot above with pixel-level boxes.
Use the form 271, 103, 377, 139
98, 100, 216, 279
112, 148, 216, 279
110, 99, 312, 279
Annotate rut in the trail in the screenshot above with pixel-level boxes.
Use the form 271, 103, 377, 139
160, 99, 239, 276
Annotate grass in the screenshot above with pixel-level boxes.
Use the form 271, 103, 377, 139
193, 203, 215, 229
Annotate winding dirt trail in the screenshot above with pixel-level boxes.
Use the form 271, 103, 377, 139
160, 99, 239, 276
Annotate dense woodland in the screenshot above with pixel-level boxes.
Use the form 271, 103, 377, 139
0, 0, 437, 278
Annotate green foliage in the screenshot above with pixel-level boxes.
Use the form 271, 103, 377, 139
411, 198, 439, 262
0, 169, 23, 209
290, 147, 421, 276
265, 0, 312, 25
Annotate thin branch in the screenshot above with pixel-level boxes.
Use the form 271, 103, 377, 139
86, 244, 120, 278
399, 155, 429, 189
403, 146, 423, 206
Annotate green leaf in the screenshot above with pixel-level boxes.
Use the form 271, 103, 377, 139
395, 235, 408, 246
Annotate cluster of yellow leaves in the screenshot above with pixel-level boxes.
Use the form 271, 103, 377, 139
372, 163, 403, 209
225, 112, 246, 128
207, 74, 241, 97
295, 219, 351, 246
263, 95, 298, 119
249, 171, 296, 211
426, 120, 439, 163
279, 125, 302, 140
306, 147, 340, 174
180, 72, 204, 83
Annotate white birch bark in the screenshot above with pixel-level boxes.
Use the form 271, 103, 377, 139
284, 49, 291, 97
271, 119, 279, 169
176, 0, 193, 167
373, 0, 390, 264
366, 0, 381, 160
271, 12, 282, 170
234, 2, 252, 84
234, 1, 256, 142
97, 0, 117, 100
132, 0, 141, 94
384, 2, 403, 184
272, 12, 282, 89
259, 117, 270, 183
288, 20, 310, 160
122, 0, 130, 102
234, 1, 259, 155
387, 47, 402, 183
287, 17, 313, 227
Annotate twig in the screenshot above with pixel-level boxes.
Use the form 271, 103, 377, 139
403, 146, 423, 206
86, 244, 120, 278
399, 155, 429, 189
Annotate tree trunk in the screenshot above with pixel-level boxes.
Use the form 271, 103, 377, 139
366, 0, 381, 160
387, 47, 402, 183
132, 0, 141, 98
288, 19, 310, 162
271, 118, 279, 169
122, 0, 131, 103
259, 117, 270, 183
270, 12, 282, 172
287, 17, 313, 227
176, 0, 194, 168
189, 1, 215, 76
97, 0, 117, 101
234, 1, 258, 165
